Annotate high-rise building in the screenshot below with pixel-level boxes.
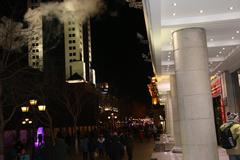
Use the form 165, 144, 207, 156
27, 0, 96, 84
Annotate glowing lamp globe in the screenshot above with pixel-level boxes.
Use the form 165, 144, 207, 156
21, 106, 29, 112
38, 105, 46, 111
30, 99, 37, 106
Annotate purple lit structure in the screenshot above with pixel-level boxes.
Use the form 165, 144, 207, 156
34, 127, 44, 147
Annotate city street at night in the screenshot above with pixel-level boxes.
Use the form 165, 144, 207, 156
1, 0, 240, 160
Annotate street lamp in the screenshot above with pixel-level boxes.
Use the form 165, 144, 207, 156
21, 99, 47, 113
21, 106, 29, 112
29, 99, 37, 106
22, 118, 33, 125
38, 105, 46, 111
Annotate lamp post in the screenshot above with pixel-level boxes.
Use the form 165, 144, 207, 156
20, 99, 46, 158
108, 112, 118, 129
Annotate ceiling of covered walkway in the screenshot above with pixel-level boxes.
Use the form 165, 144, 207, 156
142, 0, 240, 77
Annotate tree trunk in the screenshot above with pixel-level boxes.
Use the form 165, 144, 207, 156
74, 121, 79, 155
46, 111, 55, 146
0, 81, 4, 160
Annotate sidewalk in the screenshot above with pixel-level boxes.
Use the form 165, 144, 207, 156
151, 134, 229, 160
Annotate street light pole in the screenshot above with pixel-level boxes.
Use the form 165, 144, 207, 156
20, 99, 46, 158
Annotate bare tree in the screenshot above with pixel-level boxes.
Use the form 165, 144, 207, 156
0, 14, 61, 160
0, 16, 28, 160
55, 82, 99, 155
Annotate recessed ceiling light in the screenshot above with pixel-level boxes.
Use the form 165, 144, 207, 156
229, 6, 234, 10
216, 54, 219, 57
210, 38, 214, 41
219, 51, 222, 54
232, 36, 235, 39
173, 2, 177, 6
236, 30, 240, 34
222, 47, 225, 50
200, 10, 204, 14
172, 13, 176, 16
168, 55, 170, 58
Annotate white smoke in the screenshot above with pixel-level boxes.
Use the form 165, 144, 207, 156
24, 0, 103, 26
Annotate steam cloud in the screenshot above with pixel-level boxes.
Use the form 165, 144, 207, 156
24, 0, 103, 26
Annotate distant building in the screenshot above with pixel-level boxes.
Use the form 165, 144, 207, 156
27, 0, 96, 84
126, 0, 143, 9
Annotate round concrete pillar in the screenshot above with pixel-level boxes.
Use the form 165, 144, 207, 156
170, 75, 182, 148
172, 28, 219, 160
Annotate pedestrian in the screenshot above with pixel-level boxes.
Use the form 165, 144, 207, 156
88, 132, 97, 160
125, 132, 134, 160
108, 135, 124, 160
53, 132, 70, 160
220, 112, 240, 160
97, 134, 105, 157
80, 134, 89, 160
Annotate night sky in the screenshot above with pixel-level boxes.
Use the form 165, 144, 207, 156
0, 0, 154, 105
92, 1, 153, 104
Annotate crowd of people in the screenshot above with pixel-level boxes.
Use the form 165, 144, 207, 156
5, 124, 160, 160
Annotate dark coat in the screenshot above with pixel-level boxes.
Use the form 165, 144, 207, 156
109, 137, 124, 160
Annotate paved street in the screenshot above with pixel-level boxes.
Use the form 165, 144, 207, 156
124, 139, 154, 160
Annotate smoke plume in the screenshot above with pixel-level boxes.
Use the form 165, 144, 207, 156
24, 0, 103, 26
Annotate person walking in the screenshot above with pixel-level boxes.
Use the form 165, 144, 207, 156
125, 132, 134, 160
97, 134, 105, 157
80, 135, 89, 160
108, 135, 124, 160
220, 112, 240, 160
53, 132, 70, 160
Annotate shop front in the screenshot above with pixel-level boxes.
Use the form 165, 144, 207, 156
211, 75, 226, 143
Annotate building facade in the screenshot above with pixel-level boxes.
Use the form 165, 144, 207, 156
27, 0, 96, 84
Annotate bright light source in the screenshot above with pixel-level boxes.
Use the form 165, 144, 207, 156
29, 120, 32, 124
229, 6, 234, 10
21, 106, 29, 112
172, 2, 177, 6
30, 99, 37, 106
22, 121, 26, 125
38, 105, 46, 111
66, 79, 85, 84
108, 116, 111, 119
200, 10, 204, 13
25, 118, 29, 121
172, 13, 176, 16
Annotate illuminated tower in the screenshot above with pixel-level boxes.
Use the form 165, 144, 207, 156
27, 0, 96, 84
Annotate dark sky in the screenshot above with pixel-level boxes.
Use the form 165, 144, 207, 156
0, 0, 154, 105
91, 1, 154, 104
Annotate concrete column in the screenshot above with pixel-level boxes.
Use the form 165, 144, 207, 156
165, 93, 174, 137
172, 28, 219, 160
170, 75, 182, 148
